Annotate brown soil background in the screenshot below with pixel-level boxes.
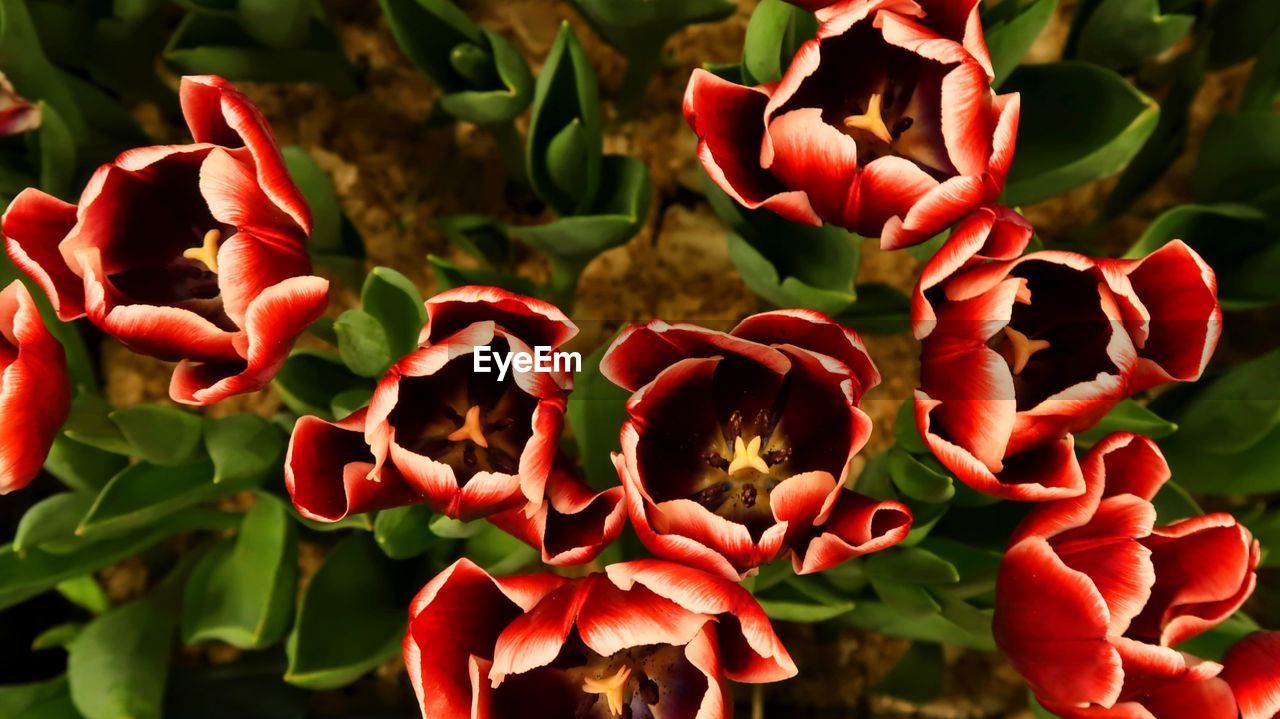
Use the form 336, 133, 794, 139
98, 0, 1252, 715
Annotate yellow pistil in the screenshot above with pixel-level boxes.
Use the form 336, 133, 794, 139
582, 665, 632, 717
843, 92, 894, 145
1001, 327, 1051, 375
727, 435, 770, 476
183, 229, 222, 273
446, 405, 489, 448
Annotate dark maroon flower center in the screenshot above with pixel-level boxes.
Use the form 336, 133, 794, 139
990, 261, 1119, 410
388, 345, 535, 483
776, 21, 955, 175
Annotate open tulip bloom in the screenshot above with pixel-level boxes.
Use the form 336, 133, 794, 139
0, 280, 69, 494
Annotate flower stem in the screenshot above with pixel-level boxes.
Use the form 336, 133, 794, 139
544, 256, 585, 313
614, 42, 666, 121
489, 121, 527, 185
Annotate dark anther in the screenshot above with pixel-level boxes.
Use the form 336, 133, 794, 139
725, 410, 743, 442
891, 117, 914, 139
763, 447, 792, 466
691, 482, 731, 510
639, 678, 660, 706
463, 444, 477, 467
741, 484, 758, 509
701, 451, 729, 471
753, 409, 770, 436
486, 417, 515, 433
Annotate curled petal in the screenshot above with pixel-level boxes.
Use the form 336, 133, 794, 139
881, 175, 988, 251
787, 482, 912, 574
487, 459, 625, 566
0, 282, 70, 494
2, 188, 84, 320
732, 309, 880, 394
423, 285, 577, 349
1221, 631, 1280, 719
601, 320, 790, 392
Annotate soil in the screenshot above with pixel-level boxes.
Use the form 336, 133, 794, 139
92, 0, 1252, 715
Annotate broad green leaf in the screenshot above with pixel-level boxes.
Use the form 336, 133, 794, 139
892, 401, 928, 455
335, 309, 393, 378
274, 348, 373, 419
983, 0, 1058, 86
14, 492, 94, 555
1165, 422, 1280, 495
56, 575, 110, 614
868, 577, 941, 616
77, 460, 222, 539
164, 12, 358, 94
873, 642, 944, 703
756, 576, 855, 623
0, 508, 237, 610
1151, 480, 1202, 524
1075, 399, 1178, 445
837, 283, 911, 336
757, 596, 855, 623
285, 535, 405, 689
919, 538, 1002, 598
434, 29, 534, 125
68, 588, 177, 719
741, 0, 817, 86
183, 493, 297, 649
282, 147, 348, 262
887, 448, 954, 504
62, 394, 132, 456
1171, 350, 1280, 454
464, 522, 537, 576
32, 622, 83, 650
373, 504, 437, 559
428, 254, 540, 296
376, 0, 485, 90
109, 404, 203, 466
1002, 62, 1159, 206
526, 22, 602, 215
1193, 112, 1280, 210
204, 414, 284, 485
566, 338, 630, 491
330, 387, 373, 419
428, 513, 485, 539
844, 600, 995, 650
238, 0, 310, 49
0, 0, 89, 142
361, 267, 427, 360
1075, 0, 1193, 71
43, 435, 128, 494
567, 0, 735, 59
866, 547, 960, 585
0, 676, 81, 719
1205, 0, 1280, 70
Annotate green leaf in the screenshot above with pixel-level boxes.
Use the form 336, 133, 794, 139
0, 676, 81, 719
873, 642, 944, 703
837, 283, 911, 335
34, 101, 75, 198
282, 146, 362, 266
1175, 612, 1260, 661
62, 394, 132, 456
1205, 0, 1280, 70
1165, 421, 1280, 495
1241, 26, 1280, 111
183, 493, 297, 649
1151, 479, 1202, 524
1075, 0, 1193, 71
237, 0, 310, 49
1193, 112, 1280, 210
887, 448, 954, 503
1075, 399, 1178, 445
68, 588, 177, 719
526, 22, 602, 215
373, 504, 437, 559
436, 214, 512, 267
435, 29, 535, 125
77, 460, 223, 540
164, 12, 358, 94
1171, 350, 1280, 454
0, 0, 89, 143
361, 267, 427, 360
464, 522, 538, 576
56, 575, 111, 614
0, 509, 238, 611
868, 577, 941, 616
566, 338, 630, 491
32, 622, 84, 650
109, 404, 203, 466
508, 154, 652, 262
567, 0, 735, 59
844, 600, 995, 650
1252, 508, 1280, 567
335, 309, 393, 378
43, 435, 128, 494
755, 576, 855, 623
285, 535, 405, 689
330, 387, 373, 419
545, 118, 590, 203
14, 492, 94, 556
376, 0, 484, 91
274, 348, 373, 419
866, 547, 960, 585
983, 0, 1058, 87
892, 401, 928, 455
428, 254, 540, 296
204, 414, 284, 485
921, 538, 1003, 598
1002, 62, 1160, 206
428, 513, 485, 539
741, 0, 817, 86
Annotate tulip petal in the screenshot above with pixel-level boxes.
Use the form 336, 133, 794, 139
881, 174, 987, 250
1221, 631, 1280, 719
789, 485, 913, 574
423, 285, 577, 349
1, 188, 83, 320
0, 282, 70, 494
732, 309, 881, 393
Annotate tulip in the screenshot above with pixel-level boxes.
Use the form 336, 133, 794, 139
404, 558, 797, 719
0, 281, 70, 494
2, 75, 329, 406
0, 72, 41, 136
286, 287, 623, 565
684, 0, 1016, 249
603, 309, 911, 580
914, 238, 1220, 500
995, 434, 1260, 717
1221, 631, 1280, 719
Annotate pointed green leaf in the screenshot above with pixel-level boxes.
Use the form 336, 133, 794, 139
205, 414, 284, 486
373, 504, 437, 559
1075, 399, 1178, 445
109, 404, 203, 466
866, 547, 960, 585
68, 589, 176, 719
566, 338, 631, 491
526, 22, 601, 215
873, 642, 944, 703
983, 0, 1057, 86
32, 622, 84, 650
43, 435, 128, 494
334, 308, 393, 378
741, 0, 817, 86
274, 348, 373, 419
1076, 0, 1193, 71
14, 492, 94, 555
77, 460, 220, 539
428, 254, 540, 296
361, 267, 427, 360
887, 448, 954, 503
56, 575, 110, 614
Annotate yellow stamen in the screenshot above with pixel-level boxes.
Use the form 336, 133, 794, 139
1002, 327, 1051, 375
727, 435, 770, 476
582, 665, 632, 717
182, 229, 222, 273
843, 92, 894, 145
446, 405, 489, 448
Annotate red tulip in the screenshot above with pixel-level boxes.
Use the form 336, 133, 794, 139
684, 0, 1016, 249
0, 281, 70, 494
1221, 631, 1280, 719
404, 558, 797, 719
2, 75, 328, 406
995, 434, 1260, 716
602, 309, 911, 580
0, 72, 41, 136
286, 287, 622, 565
913, 238, 1220, 500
